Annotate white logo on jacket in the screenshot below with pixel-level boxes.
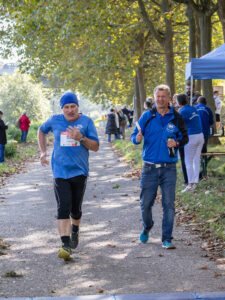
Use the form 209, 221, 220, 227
167, 123, 175, 133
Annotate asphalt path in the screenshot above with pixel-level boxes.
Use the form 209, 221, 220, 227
0, 129, 224, 297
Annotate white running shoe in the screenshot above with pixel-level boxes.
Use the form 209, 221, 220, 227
181, 184, 196, 193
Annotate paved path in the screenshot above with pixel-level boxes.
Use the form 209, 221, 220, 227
0, 130, 224, 298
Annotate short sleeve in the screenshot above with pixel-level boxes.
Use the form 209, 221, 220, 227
87, 118, 99, 144
40, 116, 53, 134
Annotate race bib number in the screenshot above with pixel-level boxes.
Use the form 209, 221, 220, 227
60, 131, 80, 147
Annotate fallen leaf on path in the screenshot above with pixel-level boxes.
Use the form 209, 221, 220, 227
121, 194, 128, 197
106, 244, 116, 248
113, 184, 120, 189
3, 271, 23, 278
93, 195, 97, 198
51, 290, 55, 293
216, 258, 225, 264
200, 265, 208, 270
158, 253, 164, 257
97, 288, 104, 293
214, 272, 222, 278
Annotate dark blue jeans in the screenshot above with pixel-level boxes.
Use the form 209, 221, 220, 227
107, 134, 120, 142
21, 131, 28, 143
140, 163, 177, 242
0, 144, 5, 163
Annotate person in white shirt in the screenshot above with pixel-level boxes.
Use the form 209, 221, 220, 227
213, 91, 222, 130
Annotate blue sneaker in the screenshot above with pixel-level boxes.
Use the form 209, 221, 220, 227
140, 229, 149, 243
162, 240, 176, 249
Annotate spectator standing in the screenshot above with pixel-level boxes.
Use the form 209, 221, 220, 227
38, 92, 99, 261
0, 111, 8, 163
213, 91, 222, 130
117, 108, 127, 140
19, 110, 30, 143
177, 94, 204, 192
196, 96, 214, 179
122, 105, 131, 127
105, 108, 119, 142
128, 106, 134, 127
131, 84, 188, 249
144, 97, 154, 110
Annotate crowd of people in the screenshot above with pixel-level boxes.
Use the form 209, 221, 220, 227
0, 110, 31, 163
0, 86, 223, 260
105, 105, 134, 141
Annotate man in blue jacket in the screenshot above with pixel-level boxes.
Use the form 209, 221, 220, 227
131, 84, 188, 249
196, 96, 214, 179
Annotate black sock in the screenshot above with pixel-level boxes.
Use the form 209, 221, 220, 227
61, 236, 70, 247
72, 224, 79, 233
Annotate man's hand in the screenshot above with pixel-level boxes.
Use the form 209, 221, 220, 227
40, 152, 49, 166
167, 139, 178, 148
136, 122, 143, 143
66, 126, 83, 141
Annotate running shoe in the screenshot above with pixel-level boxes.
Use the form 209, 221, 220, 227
70, 231, 79, 249
58, 245, 72, 261
140, 229, 149, 243
162, 240, 176, 249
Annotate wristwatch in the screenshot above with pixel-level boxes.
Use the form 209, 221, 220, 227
79, 136, 86, 143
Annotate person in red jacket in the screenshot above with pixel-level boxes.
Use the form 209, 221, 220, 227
19, 110, 30, 143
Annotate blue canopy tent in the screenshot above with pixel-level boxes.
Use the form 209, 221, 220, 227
185, 43, 225, 104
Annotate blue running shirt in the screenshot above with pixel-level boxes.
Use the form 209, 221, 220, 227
40, 114, 99, 179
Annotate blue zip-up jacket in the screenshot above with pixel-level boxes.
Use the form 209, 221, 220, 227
130, 107, 188, 164
196, 103, 214, 138
179, 105, 202, 135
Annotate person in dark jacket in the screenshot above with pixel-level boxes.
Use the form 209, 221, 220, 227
105, 108, 118, 142
0, 111, 8, 163
196, 96, 214, 179
131, 84, 188, 249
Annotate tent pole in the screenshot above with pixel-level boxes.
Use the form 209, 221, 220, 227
190, 76, 193, 105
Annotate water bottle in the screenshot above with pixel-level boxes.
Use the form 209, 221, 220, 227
168, 137, 175, 158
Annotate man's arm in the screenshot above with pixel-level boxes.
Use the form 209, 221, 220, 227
66, 126, 99, 152
80, 137, 99, 152
37, 128, 49, 165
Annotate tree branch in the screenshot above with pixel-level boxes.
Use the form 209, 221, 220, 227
137, 0, 164, 45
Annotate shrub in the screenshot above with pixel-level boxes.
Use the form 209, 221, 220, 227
7, 125, 21, 142
5, 142, 17, 158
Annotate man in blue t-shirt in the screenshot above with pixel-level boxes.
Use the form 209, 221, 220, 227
38, 92, 99, 261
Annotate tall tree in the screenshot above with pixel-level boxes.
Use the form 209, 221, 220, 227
137, 0, 175, 96
217, 0, 225, 41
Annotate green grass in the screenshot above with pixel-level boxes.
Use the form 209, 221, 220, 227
113, 134, 225, 242
0, 143, 38, 177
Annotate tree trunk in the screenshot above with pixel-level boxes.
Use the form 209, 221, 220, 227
134, 74, 142, 120
136, 66, 146, 115
195, 10, 201, 92
218, 0, 225, 41
162, 0, 175, 96
198, 13, 213, 112
137, 0, 175, 96
186, 3, 196, 60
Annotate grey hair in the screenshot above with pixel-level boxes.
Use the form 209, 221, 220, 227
154, 84, 171, 98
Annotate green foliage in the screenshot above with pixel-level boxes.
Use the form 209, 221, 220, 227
0, 71, 52, 124
0, 0, 224, 108
6, 125, 21, 142
5, 142, 17, 158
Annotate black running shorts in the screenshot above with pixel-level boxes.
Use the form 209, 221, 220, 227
54, 175, 87, 220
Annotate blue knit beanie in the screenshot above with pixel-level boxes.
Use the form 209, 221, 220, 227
60, 92, 79, 108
